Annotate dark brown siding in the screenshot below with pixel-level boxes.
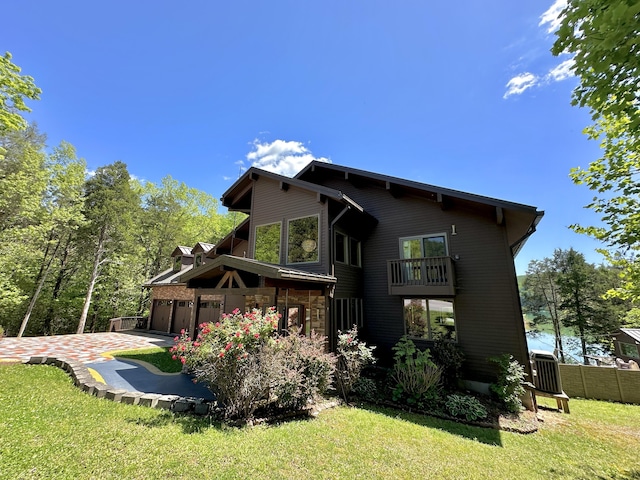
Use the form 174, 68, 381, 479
318, 176, 529, 382
249, 176, 330, 275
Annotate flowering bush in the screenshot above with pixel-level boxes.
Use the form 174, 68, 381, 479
334, 326, 376, 401
171, 307, 335, 422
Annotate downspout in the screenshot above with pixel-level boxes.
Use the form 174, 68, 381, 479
328, 204, 350, 349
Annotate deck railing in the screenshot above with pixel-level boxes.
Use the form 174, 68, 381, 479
109, 316, 148, 332
387, 256, 455, 295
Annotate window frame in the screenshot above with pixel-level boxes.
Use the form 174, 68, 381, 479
254, 221, 282, 264
403, 297, 457, 341
286, 214, 320, 265
349, 237, 362, 267
399, 233, 448, 259
194, 253, 203, 268
173, 256, 182, 271
335, 231, 347, 264
620, 341, 639, 359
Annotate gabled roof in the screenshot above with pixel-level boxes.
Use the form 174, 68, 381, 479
221, 166, 368, 214
143, 265, 193, 287
180, 254, 337, 284
171, 246, 193, 257
296, 161, 543, 214
620, 328, 640, 343
192, 242, 215, 254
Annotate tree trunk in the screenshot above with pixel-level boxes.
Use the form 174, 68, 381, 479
17, 237, 60, 337
77, 228, 106, 334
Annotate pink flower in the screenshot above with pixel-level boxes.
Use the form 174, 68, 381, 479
180, 357, 186, 364
193, 341, 201, 347
225, 342, 233, 351
180, 329, 185, 335
232, 308, 240, 314
254, 333, 260, 338
219, 351, 225, 358
174, 336, 179, 342
172, 355, 177, 360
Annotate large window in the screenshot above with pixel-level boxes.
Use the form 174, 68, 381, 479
400, 234, 447, 259
255, 222, 281, 264
173, 256, 182, 271
287, 215, 319, 264
404, 298, 456, 340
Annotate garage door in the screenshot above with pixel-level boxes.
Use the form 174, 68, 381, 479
171, 301, 192, 334
198, 301, 221, 324
150, 300, 171, 332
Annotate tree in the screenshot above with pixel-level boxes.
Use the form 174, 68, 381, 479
522, 256, 566, 362
555, 249, 622, 363
552, 1, 640, 301
0, 52, 41, 135
17, 142, 86, 336
76, 161, 139, 334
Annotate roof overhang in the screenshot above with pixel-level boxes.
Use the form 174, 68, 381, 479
180, 254, 337, 287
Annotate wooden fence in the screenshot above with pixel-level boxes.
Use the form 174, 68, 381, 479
559, 364, 640, 404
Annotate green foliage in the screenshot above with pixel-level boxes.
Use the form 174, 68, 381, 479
489, 354, 525, 414
172, 308, 335, 422
431, 335, 465, 391
334, 325, 376, 401
0, 52, 41, 136
352, 377, 378, 402
391, 336, 441, 404
444, 394, 488, 421
552, 1, 640, 302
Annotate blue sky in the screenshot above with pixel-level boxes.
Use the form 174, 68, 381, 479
2, 0, 606, 274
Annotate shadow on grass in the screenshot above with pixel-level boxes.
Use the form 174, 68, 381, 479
594, 470, 640, 480
356, 402, 504, 447
128, 410, 223, 434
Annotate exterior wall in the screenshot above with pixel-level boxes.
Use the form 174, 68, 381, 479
249, 177, 330, 275
614, 332, 640, 363
321, 177, 528, 382
150, 285, 193, 302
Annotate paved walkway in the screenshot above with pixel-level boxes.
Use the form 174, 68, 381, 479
0, 331, 174, 363
0, 331, 213, 400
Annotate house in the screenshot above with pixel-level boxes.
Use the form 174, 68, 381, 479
612, 328, 640, 363
146, 161, 543, 388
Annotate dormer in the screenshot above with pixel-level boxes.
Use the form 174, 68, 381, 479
192, 242, 215, 268
171, 246, 193, 271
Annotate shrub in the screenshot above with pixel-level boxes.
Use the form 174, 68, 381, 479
445, 394, 488, 421
269, 327, 336, 411
431, 335, 465, 390
391, 336, 441, 405
489, 354, 526, 413
334, 326, 376, 401
171, 308, 336, 422
353, 377, 378, 402
0, 325, 4, 338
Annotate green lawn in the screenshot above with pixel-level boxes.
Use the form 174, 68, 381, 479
109, 346, 183, 373
1, 364, 639, 480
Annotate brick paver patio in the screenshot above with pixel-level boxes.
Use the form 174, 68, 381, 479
0, 331, 174, 364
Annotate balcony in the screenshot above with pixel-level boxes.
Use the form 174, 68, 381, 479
387, 256, 456, 296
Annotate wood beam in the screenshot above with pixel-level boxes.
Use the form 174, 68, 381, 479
496, 207, 504, 225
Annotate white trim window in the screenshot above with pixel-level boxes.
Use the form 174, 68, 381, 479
399, 233, 448, 259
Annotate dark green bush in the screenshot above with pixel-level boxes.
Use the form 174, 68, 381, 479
489, 354, 526, 413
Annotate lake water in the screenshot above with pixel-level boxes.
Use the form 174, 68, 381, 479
525, 331, 606, 363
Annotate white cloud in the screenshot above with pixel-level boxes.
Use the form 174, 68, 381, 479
246, 139, 331, 177
546, 58, 575, 82
539, 0, 567, 34
503, 73, 539, 98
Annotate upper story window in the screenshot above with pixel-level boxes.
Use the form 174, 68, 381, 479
400, 234, 447, 259
194, 253, 203, 268
173, 256, 182, 271
335, 231, 361, 267
254, 222, 282, 264
287, 215, 319, 264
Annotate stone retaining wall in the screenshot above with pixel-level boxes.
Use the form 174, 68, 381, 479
24, 356, 211, 415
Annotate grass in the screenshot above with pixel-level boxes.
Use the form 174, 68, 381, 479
1, 364, 640, 480
108, 346, 183, 373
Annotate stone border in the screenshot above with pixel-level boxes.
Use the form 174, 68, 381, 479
24, 355, 212, 416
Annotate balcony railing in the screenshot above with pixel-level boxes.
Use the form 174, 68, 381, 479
387, 256, 456, 296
